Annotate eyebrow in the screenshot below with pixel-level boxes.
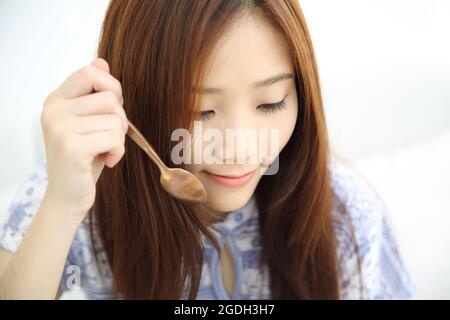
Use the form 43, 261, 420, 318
194, 72, 294, 95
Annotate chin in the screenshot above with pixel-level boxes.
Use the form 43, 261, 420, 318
202, 180, 260, 213
205, 195, 250, 213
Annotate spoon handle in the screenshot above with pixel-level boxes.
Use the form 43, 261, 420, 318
126, 120, 167, 172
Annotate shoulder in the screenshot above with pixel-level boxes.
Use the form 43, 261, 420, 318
328, 155, 386, 248
328, 154, 415, 299
0, 161, 111, 296
0, 161, 48, 252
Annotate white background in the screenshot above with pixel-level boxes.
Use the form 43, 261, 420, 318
0, 0, 449, 299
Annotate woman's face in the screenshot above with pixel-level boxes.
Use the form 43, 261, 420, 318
185, 12, 298, 214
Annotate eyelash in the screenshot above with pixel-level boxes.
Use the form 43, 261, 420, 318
198, 95, 288, 120
199, 110, 215, 121
257, 95, 288, 114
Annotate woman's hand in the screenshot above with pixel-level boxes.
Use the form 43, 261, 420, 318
40, 58, 128, 218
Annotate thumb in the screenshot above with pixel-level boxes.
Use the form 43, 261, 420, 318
91, 57, 110, 73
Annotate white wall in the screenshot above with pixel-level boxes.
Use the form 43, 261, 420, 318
0, 0, 109, 224
0, 0, 449, 299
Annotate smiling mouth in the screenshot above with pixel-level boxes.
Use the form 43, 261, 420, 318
203, 168, 257, 188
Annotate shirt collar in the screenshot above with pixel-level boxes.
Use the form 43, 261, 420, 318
203, 195, 259, 242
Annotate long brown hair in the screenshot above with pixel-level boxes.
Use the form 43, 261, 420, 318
92, 0, 339, 299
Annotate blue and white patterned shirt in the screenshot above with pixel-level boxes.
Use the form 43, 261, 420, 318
0, 156, 415, 299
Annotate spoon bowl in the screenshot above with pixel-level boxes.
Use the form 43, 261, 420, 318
160, 168, 208, 203
126, 120, 207, 204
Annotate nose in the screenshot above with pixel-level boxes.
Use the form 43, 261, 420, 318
213, 128, 259, 164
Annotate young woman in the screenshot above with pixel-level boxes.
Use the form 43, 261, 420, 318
0, 0, 414, 299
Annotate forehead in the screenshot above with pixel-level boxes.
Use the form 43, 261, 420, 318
202, 12, 293, 87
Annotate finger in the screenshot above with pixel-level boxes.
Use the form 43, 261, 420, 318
67, 91, 128, 132
80, 130, 125, 167
91, 58, 110, 73
55, 61, 123, 102
70, 114, 126, 136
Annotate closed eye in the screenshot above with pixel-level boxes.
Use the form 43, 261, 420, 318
257, 95, 288, 114
196, 95, 288, 121
198, 110, 215, 120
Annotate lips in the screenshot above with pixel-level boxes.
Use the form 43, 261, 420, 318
203, 168, 257, 188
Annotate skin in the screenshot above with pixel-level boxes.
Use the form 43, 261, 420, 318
186, 12, 298, 296
0, 59, 127, 299
0, 11, 298, 299
186, 11, 298, 220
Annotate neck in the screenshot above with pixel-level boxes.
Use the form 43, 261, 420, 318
197, 205, 230, 224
